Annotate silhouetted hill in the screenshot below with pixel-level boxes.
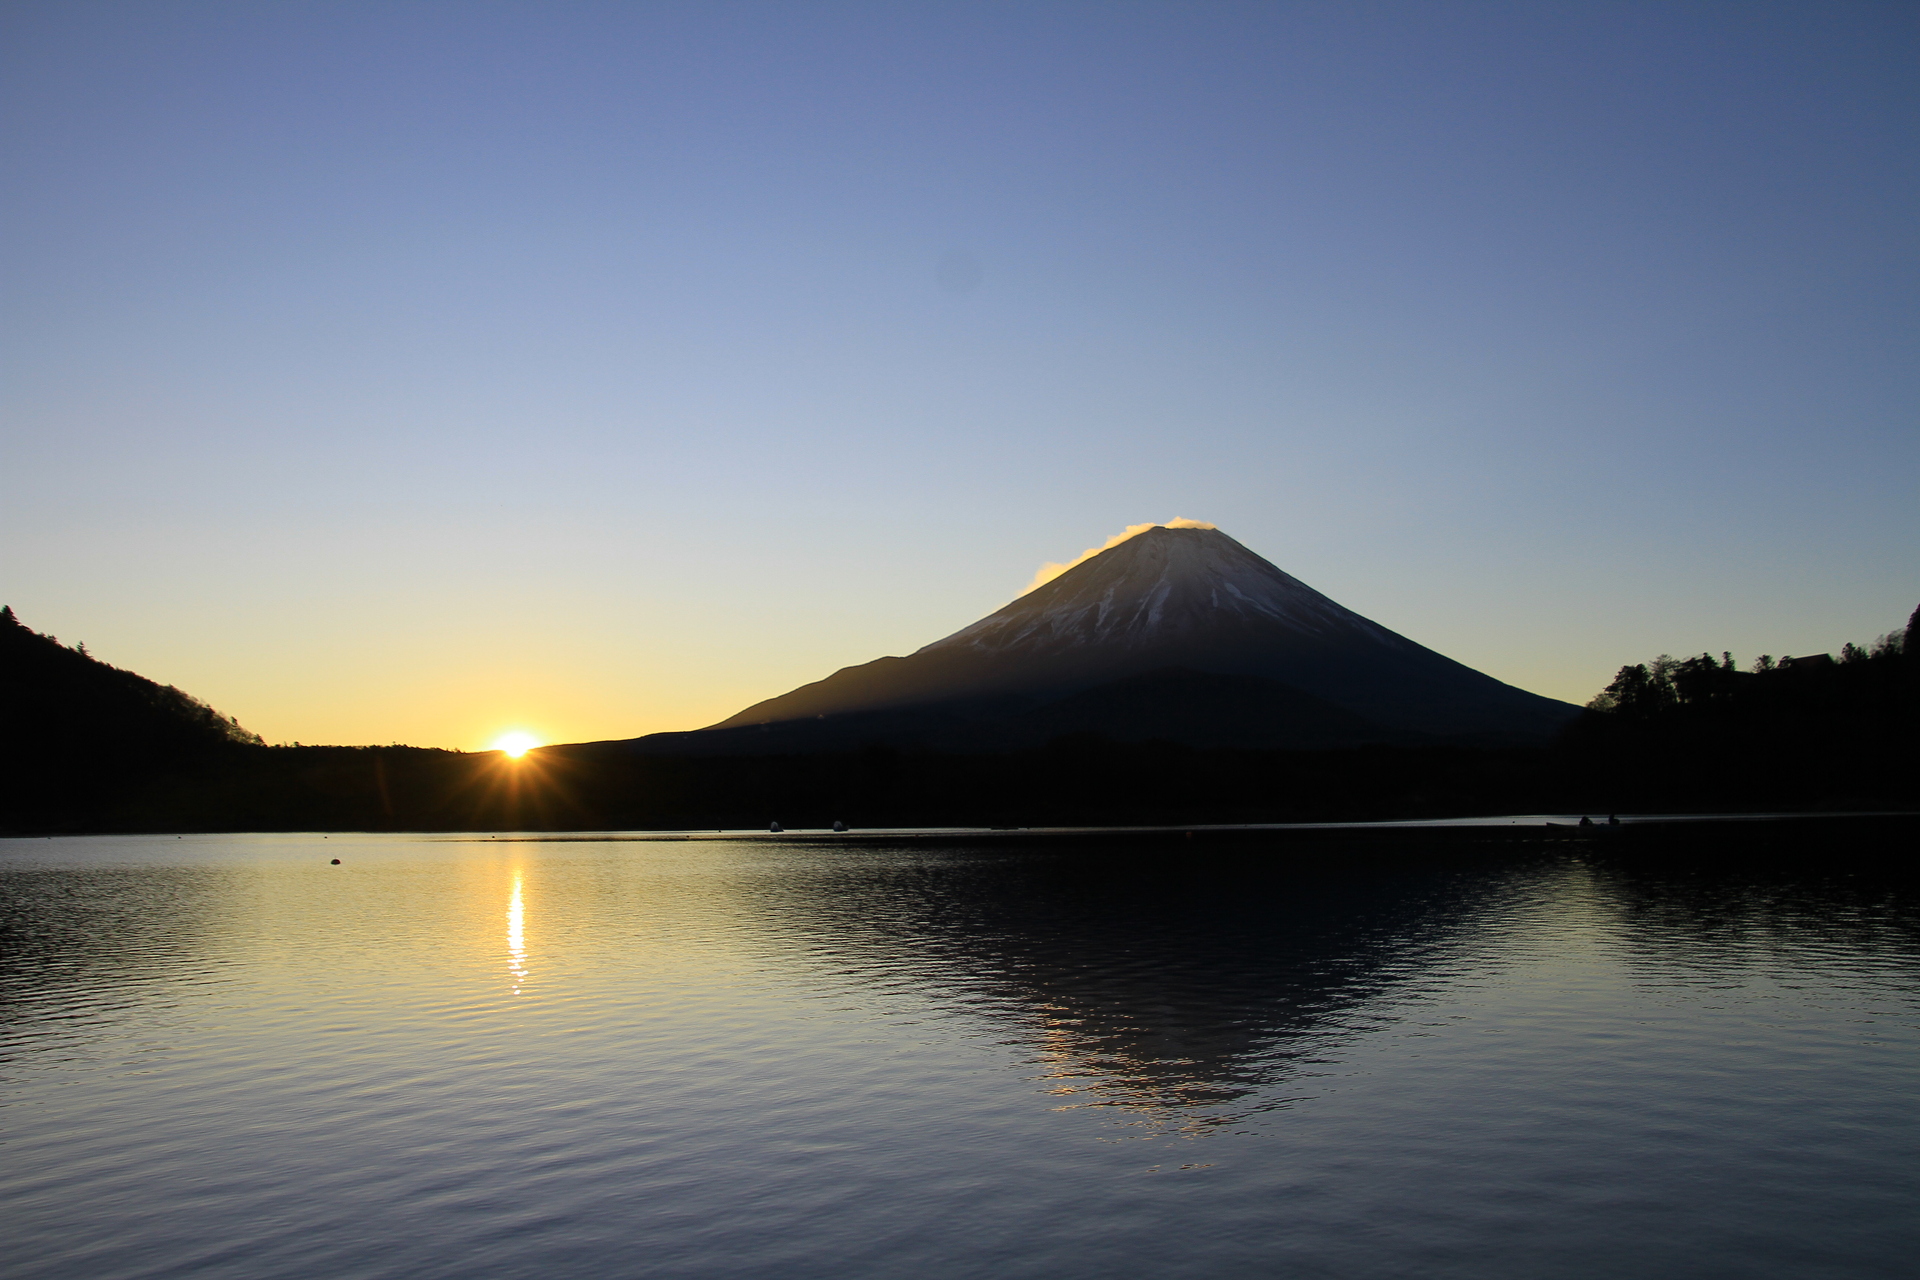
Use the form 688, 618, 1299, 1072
0, 606, 261, 828
1, 607, 259, 751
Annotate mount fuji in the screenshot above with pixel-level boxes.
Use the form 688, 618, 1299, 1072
622, 524, 1578, 755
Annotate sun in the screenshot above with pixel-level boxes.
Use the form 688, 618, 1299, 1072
491, 731, 540, 759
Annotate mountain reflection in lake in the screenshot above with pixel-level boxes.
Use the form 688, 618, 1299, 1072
3, 832, 1918, 1280
745, 846, 1509, 1128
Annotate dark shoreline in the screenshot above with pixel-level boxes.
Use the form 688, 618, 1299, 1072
13, 812, 1916, 861
9, 732, 1914, 838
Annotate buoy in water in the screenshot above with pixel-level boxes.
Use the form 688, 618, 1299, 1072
832, 820, 848, 832
330, 858, 340, 865
769, 822, 783, 833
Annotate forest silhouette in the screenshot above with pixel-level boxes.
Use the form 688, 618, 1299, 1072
1, 603, 1913, 835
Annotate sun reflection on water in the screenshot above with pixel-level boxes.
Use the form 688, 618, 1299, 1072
507, 872, 528, 992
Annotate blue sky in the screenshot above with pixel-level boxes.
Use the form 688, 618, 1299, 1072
4, 1, 1916, 748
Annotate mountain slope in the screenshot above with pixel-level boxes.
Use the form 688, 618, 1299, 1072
0, 605, 264, 828
0, 606, 260, 755
974, 667, 1418, 751
658, 526, 1573, 751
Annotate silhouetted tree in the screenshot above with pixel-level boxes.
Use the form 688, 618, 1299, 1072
1568, 609, 1915, 813
1671, 653, 1743, 705
1589, 659, 1678, 716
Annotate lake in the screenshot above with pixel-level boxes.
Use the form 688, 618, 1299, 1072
3, 828, 1917, 1278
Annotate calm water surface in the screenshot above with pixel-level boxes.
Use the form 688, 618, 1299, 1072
2, 832, 1916, 1278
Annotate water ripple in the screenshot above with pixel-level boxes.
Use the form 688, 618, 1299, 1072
2, 833, 1918, 1278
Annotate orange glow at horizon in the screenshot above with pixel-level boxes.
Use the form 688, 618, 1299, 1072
491, 731, 540, 758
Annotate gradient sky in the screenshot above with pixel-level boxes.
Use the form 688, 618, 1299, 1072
4, 1, 1916, 749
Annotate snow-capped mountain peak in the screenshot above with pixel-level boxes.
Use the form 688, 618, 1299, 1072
648, 521, 1576, 748
921, 525, 1395, 656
